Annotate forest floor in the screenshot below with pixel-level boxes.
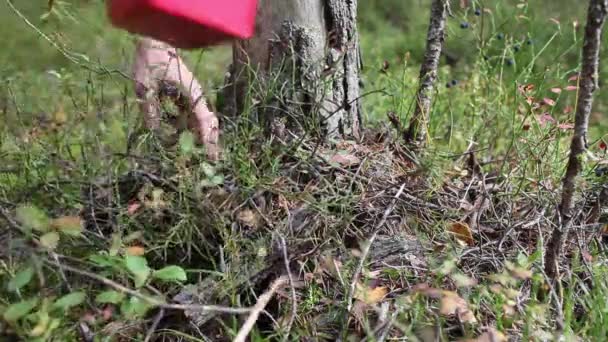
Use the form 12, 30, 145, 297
1, 1, 608, 341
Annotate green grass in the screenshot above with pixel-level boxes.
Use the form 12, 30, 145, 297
1, 0, 608, 341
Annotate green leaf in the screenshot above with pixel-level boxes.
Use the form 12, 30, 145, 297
124, 255, 150, 288
201, 162, 215, 177
89, 254, 121, 268
153, 266, 187, 283
16, 205, 49, 233
3, 298, 38, 322
8, 266, 35, 292
210, 175, 224, 186
95, 291, 125, 304
179, 131, 195, 155
109, 233, 122, 257
120, 296, 155, 319
39, 232, 60, 250
52, 291, 86, 311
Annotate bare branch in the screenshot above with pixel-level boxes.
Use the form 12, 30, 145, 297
545, 0, 608, 280
405, 0, 449, 147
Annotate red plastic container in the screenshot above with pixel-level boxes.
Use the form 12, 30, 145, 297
107, 0, 258, 49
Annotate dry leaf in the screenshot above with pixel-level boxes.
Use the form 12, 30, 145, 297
125, 246, 145, 256
39, 232, 60, 250
412, 283, 443, 298
127, 201, 142, 216
448, 222, 475, 246
50, 216, 83, 236
502, 304, 516, 316
417, 326, 439, 342
102, 306, 114, 321
320, 255, 342, 278
542, 98, 556, 106
581, 250, 594, 263
557, 122, 575, 130
440, 291, 477, 323
506, 263, 533, 280
354, 283, 388, 305
451, 273, 477, 288
538, 113, 556, 127
329, 153, 361, 167
236, 209, 259, 228
489, 284, 503, 294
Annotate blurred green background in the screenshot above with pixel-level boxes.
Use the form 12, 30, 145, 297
0, 0, 604, 141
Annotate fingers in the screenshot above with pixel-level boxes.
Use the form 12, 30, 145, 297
195, 110, 221, 160
133, 38, 222, 159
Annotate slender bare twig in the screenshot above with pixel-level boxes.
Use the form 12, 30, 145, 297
278, 236, 298, 341
233, 276, 289, 342
545, 0, 608, 280
0, 203, 21, 231
45, 260, 251, 314
344, 184, 406, 315
5, 0, 130, 80
144, 308, 165, 342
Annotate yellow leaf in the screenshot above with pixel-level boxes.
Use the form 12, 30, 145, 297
502, 304, 516, 317
354, 283, 388, 305
451, 273, 477, 288
29, 312, 50, 337
39, 232, 60, 250
125, 246, 145, 256
320, 255, 342, 278
506, 262, 533, 280
50, 216, 83, 236
236, 209, 259, 228
439, 291, 476, 323
448, 222, 475, 246
53, 105, 68, 125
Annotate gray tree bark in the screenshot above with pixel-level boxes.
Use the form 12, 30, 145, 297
405, 0, 448, 147
222, 0, 362, 140
545, 0, 608, 280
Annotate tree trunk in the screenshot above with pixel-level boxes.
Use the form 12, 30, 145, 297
405, 0, 448, 147
222, 0, 362, 140
544, 0, 608, 280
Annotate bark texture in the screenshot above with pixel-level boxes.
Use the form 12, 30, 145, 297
223, 0, 362, 140
545, 0, 608, 280
405, 0, 448, 147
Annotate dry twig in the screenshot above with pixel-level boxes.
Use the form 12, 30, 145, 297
344, 184, 406, 322
233, 276, 289, 342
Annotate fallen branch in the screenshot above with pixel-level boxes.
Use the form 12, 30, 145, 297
233, 276, 289, 342
278, 235, 298, 341
343, 184, 406, 325
45, 259, 251, 315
